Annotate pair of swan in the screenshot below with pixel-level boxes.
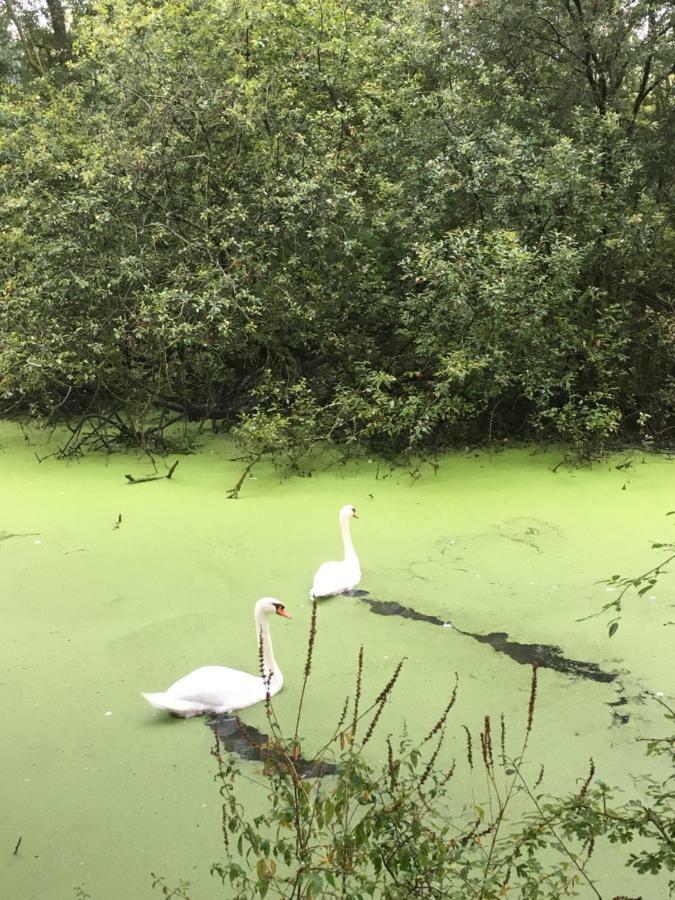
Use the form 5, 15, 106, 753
143, 504, 361, 717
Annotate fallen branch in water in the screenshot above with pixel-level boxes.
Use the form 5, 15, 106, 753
227, 453, 261, 499
125, 460, 179, 484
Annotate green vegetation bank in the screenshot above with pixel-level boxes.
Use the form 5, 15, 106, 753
1, 0, 673, 459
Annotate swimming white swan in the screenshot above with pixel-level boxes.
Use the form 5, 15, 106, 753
142, 597, 291, 717
310, 504, 361, 600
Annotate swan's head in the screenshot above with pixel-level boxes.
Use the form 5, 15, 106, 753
339, 504, 358, 520
256, 597, 292, 619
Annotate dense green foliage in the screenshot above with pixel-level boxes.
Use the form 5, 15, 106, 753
1, 1, 673, 456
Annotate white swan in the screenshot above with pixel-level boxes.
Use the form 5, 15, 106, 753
310, 504, 361, 600
142, 597, 291, 717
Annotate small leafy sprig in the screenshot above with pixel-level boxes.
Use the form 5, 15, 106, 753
580, 511, 675, 636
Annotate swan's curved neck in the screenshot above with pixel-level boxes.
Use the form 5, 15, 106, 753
255, 611, 282, 688
340, 514, 358, 564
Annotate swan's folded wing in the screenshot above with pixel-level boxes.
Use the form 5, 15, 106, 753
141, 692, 207, 715
165, 665, 266, 711
311, 560, 342, 597
311, 560, 361, 598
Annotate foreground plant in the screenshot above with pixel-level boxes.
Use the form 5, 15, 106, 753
153, 601, 673, 899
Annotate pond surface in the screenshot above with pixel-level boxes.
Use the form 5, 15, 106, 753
0, 423, 673, 899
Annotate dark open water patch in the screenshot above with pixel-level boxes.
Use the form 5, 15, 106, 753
361, 597, 617, 684
206, 716, 338, 779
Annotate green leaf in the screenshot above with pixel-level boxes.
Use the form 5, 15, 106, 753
608, 622, 619, 637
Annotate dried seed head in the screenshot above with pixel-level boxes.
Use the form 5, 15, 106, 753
362, 698, 385, 747
577, 757, 595, 802
583, 835, 595, 861
351, 646, 364, 737
304, 601, 318, 679
482, 715, 493, 770
375, 657, 405, 704
420, 727, 446, 789
386, 734, 396, 781
257, 629, 265, 678
440, 758, 456, 786
533, 764, 545, 790
422, 673, 459, 746
335, 695, 349, 733
462, 725, 473, 769
362, 658, 405, 748
526, 665, 538, 735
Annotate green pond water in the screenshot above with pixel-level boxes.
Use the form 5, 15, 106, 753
0, 423, 673, 899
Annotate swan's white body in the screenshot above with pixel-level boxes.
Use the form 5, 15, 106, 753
142, 598, 290, 717
310, 504, 361, 600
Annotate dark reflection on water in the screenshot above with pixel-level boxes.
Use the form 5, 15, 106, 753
607, 695, 631, 726
206, 716, 338, 779
460, 629, 617, 683
361, 597, 447, 627
361, 597, 617, 684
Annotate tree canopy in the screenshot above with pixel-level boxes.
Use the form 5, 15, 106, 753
1, 0, 673, 457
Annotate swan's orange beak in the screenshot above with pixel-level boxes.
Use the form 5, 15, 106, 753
276, 607, 292, 619
353, 510, 359, 518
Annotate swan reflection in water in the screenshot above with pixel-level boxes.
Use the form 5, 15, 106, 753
208, 716, 338, 779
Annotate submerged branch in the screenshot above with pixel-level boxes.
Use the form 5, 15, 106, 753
124, 460, 179, 484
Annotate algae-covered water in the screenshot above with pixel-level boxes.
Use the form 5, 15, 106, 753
0, 423, 673, 899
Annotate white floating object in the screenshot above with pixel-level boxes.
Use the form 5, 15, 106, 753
34, 540, 42, 545
649, 595, 657, 600
606, 587, 616, 592
655, 691, 665, 698
443, 622, 453, 629
105, 711, 112, 717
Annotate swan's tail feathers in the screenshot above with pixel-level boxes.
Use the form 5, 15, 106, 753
141, 692, 206, 718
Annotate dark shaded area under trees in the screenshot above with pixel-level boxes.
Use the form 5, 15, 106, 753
1, 0, 673, 460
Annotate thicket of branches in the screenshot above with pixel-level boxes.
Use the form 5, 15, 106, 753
1, 0, 673, 458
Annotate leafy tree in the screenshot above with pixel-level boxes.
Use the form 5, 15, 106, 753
0, 0, 673, 459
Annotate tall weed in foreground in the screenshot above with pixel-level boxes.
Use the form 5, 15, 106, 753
152, 603, 674, 899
